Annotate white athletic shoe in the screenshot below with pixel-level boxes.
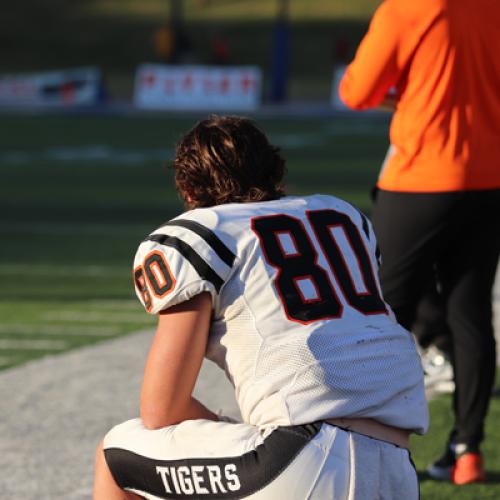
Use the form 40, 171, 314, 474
420, 345, 454, 394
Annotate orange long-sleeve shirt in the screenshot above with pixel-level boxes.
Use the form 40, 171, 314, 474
339, 0, 500, 192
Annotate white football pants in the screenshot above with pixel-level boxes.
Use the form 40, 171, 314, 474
103, 418, 418, 500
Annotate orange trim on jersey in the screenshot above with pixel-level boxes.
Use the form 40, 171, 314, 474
133, 265, 153, 312
143, 250, 176, 300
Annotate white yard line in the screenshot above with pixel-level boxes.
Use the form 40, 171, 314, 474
0, 146, 173, 165
0, 263, 126, 277
41, 312, 151, 323
0, 118, 386, 169
0, 222, 153, 236
0, 324, 122, 336
0, 299, 140, 310
83, 299, 139, 309
0, 338, 68, 350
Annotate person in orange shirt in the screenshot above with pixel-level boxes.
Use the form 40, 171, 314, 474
340, 0, 500, 485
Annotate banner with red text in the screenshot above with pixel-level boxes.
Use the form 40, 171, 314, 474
0, 67, 102, 108
134, 64, 262, 111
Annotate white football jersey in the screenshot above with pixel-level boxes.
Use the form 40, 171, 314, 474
134, 195, 429, 433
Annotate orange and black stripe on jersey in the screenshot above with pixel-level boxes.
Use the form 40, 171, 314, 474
146, 219, 236, 293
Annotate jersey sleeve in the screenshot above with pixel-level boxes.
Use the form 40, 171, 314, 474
133, 218, 236, 314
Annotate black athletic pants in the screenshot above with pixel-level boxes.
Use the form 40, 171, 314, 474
412, 285, 452, 354
372, 189, 500, 448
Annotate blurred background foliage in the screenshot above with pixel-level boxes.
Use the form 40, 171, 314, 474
1, 0, 379, 100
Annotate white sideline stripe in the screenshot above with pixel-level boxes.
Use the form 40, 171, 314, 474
0, 222, 154, 236
0, 146, 173, 165
84, 300, 138, 308
0, 339, 68, 350
0, 324, 120, 336
269, 132, 325, 148
41, 312, 151, 323
0, 264, 125, 277
0, 299, 140, 311
0, 120, 385, 167
323, 120, 389, 135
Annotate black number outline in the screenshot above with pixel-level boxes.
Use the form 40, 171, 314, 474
251, 213, 343, 324
252, 209, 387, 324
133, 266, 152, 312
307, 209, 387, 316
143, 250, 176, 300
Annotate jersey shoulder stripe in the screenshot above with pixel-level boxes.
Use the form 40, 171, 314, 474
160, 218, 236, 267
339, 201, 370, 240
357, 210, 370, 240
145, 233, 226, 292
333, 198, 379, 267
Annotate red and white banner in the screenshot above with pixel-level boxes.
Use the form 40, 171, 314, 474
0, 67, 102, 108
330, 65, 349, 111
134, 64, 262, 111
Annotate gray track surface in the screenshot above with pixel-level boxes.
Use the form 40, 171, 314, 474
0, 330, 239, 500
1, 269, 499, 500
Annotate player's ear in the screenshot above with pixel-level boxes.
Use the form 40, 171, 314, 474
184, 192, 197, 209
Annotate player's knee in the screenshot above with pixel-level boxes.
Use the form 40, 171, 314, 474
94, 439, 106, 467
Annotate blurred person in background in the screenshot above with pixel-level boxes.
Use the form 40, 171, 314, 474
154, 23, 176, 62
372, 178, 454, 394
211, 34, 230, 65
340, 0, 500, 485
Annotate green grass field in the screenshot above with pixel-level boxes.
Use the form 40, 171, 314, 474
0, 113, 390, 368
1, 112, 499, 498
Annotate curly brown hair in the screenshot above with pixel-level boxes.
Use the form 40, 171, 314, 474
173, 115, 287, 209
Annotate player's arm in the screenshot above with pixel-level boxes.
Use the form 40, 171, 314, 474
140, 292, 218, 429
339, 3, 403, 110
